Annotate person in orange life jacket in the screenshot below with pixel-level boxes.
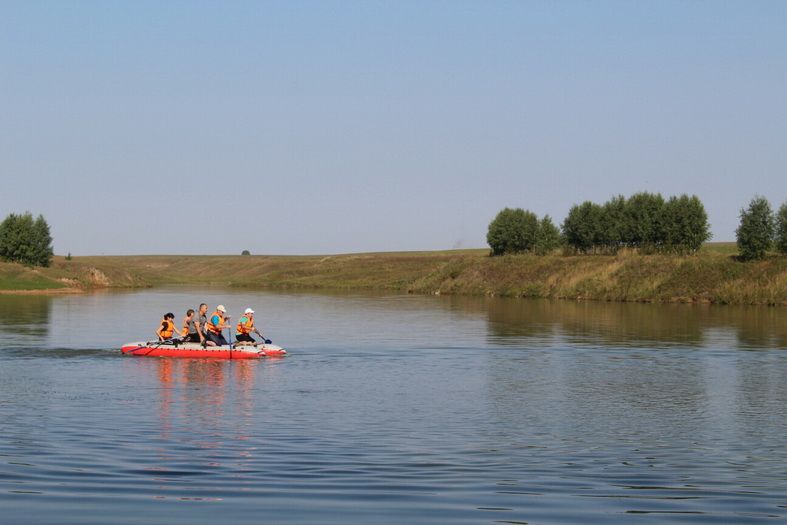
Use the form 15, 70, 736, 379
181, 309, 194, 340
205, 304, 230, 346
235, 308, 263, 344
156, 313, 179, 342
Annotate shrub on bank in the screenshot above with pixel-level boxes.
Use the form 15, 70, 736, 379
736, 196, 774, 261
0, 212, 54, 267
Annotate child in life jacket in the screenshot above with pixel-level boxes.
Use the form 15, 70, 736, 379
156, 312, 179, 342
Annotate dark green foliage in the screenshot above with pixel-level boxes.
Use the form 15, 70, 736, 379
487, 208, 539, 255
0, 212, 54, 267
241, 250, 251, 256
562, 201, 604, 253
561, 193, 711, 255
32, 215, 54, 267
736, 196, 774, 260
776, 202, 787, 255
625, 192, 665, 250
535, 215, 562, 255
599, 195, 627, 252
66, 252, 72, 261
662, 195, 712, 253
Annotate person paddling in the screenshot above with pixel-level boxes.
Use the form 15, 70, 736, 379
205, 304, 230, 346
156, 312, 178, 342
235, 308, 264, 344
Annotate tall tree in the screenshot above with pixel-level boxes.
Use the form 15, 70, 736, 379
0, 212, 54, 267
775, 201, 787, 255
736, 196, 774, 260
32, 214, 54, 267
662, 194, 711, 253
562, 201, 603, 254
534, 215, 562, 255
625, 192, 665, 251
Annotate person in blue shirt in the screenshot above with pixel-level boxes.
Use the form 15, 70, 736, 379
205, 304, 230, 346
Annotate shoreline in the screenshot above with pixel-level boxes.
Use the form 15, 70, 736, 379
1, 246, 785, 305
0, 287, 84, 295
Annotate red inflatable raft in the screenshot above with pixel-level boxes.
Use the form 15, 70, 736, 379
121, 341, 287, 359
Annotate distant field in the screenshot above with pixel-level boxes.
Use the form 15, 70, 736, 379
1, 243, 785, 305
700, 242, 738, 255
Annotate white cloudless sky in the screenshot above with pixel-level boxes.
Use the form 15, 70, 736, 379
1, 1, 785, 255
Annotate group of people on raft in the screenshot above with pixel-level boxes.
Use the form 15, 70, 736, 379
155, 303, 267, 347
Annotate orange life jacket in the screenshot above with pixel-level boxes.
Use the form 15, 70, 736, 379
205, 311, 224, 334
236, 315, 254, 335
160, 318, 175, 338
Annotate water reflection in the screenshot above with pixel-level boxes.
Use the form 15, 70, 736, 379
145, 359, 259, 443
440, 296, 787, 349
0, 295, 51, 339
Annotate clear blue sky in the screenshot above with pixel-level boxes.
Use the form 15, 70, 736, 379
1, 1, 785, 255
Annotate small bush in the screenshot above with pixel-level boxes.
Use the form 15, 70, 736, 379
736, 196, 774, 260
487, 208, 539, 255
66, 252, 72, 261
775, 202, 787, 255
241, 250, 251, 256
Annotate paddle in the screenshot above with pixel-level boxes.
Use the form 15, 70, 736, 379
253, 328, 271, 345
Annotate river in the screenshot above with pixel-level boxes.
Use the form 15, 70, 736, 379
1, 289, 786, 524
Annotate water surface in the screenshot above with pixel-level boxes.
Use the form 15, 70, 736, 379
1, 290, 786, 524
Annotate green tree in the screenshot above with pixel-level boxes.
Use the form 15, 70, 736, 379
0, 212, 54, 267
736, 196, 774, 260
241, 250, 251, 256
487, 208, 539, 255
662, 194, 711, 253
31, 214, 54, 267
625, 192, 665, 251
534, 215, 561, 255
562, 201, 603, 253
599, 195, 627, 253
775, 202, 787, 255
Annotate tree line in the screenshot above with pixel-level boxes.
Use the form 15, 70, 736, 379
0, 212, 54, 267
488, 193, 787, 260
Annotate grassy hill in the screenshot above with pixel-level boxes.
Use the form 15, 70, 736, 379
1, 243, 785, 305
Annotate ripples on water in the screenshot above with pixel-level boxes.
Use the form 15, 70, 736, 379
0, 291, 786, 524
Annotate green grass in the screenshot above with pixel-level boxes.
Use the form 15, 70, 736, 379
1, 246, 785, 305
0, 262, 66, 290
700, 242, 738, 256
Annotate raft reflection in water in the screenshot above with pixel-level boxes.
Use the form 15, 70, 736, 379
147, 358, 265, 444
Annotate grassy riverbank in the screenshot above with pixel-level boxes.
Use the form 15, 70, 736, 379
0, 244, 785, 305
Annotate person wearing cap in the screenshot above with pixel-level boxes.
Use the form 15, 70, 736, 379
235, 308, 263, 344
205, 304, 231, 346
